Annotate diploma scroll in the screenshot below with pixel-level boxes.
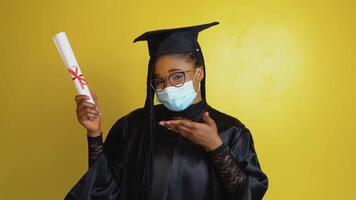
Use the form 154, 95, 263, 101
52, 32, 95, 104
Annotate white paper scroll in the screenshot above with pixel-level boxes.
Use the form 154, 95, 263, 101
53, 32, 95, 104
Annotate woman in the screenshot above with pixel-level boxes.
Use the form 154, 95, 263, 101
65, 21, 268, 200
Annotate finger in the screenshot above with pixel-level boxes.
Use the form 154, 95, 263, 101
78, 109, 99, 118
77, 103, 100, 116
75, 95, 91, 104
167, 123, 189, 137
175, 125, 191, 136
78, 111, 99, 122
77, 101, 96, 112
160, 121, 178, 131
76, 97, 93, 107
78, 113, 98, 121
78, 107, 99, 115
91, 91, 99, 106
178, 120, 200, 130
202, 111, 215, 126
163, 121, 200, 137
90, 92, 102, 115
160, 119, 197, 130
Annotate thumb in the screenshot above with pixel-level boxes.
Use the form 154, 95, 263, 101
202, 111, 214, 126
91, 91, 100, 109
92, 92, 102, 117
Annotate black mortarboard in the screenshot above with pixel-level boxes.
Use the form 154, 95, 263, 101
133, 21, 219, 58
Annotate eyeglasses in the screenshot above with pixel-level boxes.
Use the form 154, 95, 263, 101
151, 69, 197, 92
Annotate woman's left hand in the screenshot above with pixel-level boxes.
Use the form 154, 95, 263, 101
159, 111, 223, 151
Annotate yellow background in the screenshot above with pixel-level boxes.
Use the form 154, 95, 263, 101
0, 0, 355, 199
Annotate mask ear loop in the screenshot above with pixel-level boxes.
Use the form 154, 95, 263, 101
192, 68, 201, 94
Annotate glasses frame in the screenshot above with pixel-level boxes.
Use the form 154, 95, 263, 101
150, 68, 197, 92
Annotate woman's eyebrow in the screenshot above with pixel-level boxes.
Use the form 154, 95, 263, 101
155, 68, 184, 77
168, 68, 184, 72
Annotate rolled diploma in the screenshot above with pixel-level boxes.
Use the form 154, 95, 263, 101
53, 32, 95, 104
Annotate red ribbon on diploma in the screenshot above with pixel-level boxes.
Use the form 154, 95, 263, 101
68, 66, 88, 90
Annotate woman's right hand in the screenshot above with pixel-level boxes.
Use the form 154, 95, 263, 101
74, 92, 102, 137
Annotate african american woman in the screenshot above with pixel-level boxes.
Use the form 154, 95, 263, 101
65, 21, 269, 200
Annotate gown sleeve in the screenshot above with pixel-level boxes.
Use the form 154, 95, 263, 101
221, 124, 269, 200
64, 116, 128, 200
207, 142, 247, 193
87, 134, 104, 169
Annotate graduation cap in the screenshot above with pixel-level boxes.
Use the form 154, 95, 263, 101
134, 21, 220, 103
133, 21, 219, 58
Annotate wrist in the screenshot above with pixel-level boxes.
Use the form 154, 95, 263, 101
205, 137, 223, 152
87, 129, 102, 137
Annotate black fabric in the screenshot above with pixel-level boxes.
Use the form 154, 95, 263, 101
64, 100, 269, 200
133, 22, 219, 58
87, 134, 104, 169
207, 142, 247, 194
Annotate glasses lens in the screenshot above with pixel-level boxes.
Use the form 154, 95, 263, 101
151, 79, 165, 91
169, 72, 185, 87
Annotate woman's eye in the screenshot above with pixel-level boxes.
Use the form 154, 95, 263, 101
172, 74, 184, 80
153, 79, 164, 86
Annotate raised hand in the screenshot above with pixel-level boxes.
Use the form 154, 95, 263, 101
74, 92, 102, 137
159, 111, 223, 151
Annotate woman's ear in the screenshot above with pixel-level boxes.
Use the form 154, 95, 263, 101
197, 66, 204, 82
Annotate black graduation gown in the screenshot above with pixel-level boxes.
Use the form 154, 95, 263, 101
64, 101, 268, 200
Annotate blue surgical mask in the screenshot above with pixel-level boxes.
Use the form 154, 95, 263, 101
156, 70, 200, 112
